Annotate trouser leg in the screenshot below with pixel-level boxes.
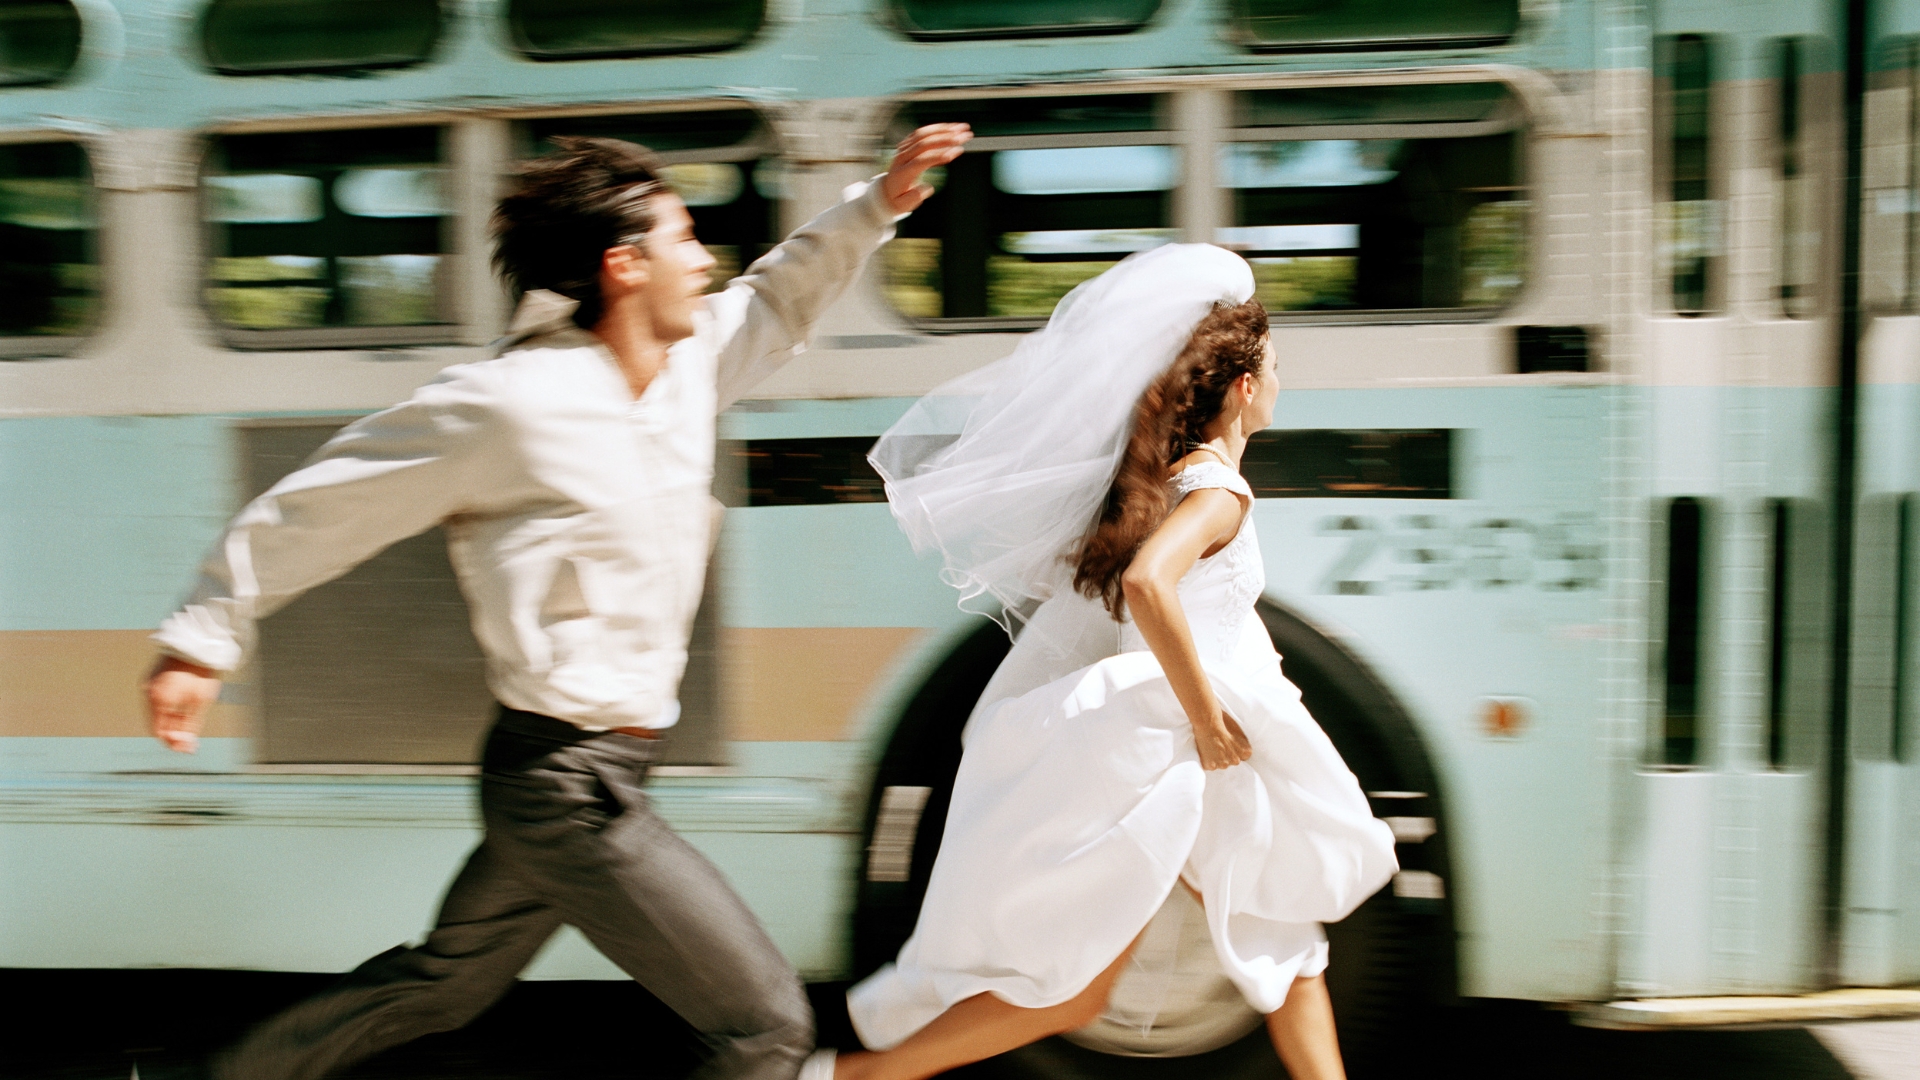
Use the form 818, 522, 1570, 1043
213, 831, 562, 1080
503, 734, 812, 1080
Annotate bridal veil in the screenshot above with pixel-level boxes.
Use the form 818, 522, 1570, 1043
868, 243, 1256, 633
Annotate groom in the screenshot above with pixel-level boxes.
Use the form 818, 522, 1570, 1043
142, 123, 970, 1080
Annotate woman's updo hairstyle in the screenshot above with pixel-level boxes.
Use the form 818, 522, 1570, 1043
1073, 298, 1269, 617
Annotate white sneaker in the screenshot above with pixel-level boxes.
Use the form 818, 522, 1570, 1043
797, 1048, 836, 1080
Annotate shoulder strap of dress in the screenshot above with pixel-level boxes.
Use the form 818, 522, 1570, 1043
1171, 460, 1254, 501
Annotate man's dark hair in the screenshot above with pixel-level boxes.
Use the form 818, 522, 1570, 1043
492, 136, 668, 329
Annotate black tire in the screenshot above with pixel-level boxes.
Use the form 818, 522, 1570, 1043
844, 604, 1456, 1078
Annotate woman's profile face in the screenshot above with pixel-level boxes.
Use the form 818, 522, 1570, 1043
1246, 336, 1280, 432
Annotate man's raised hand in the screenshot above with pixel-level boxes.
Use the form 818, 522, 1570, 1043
145, 655, 221, 754
883, 123, 972, 215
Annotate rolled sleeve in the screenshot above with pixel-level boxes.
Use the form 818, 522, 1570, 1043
709, 177, 901, 409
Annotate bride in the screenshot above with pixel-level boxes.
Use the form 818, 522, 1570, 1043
809, 244, 1398, 1080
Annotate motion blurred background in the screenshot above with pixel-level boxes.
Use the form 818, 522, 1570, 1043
1, 1, 1917, 1077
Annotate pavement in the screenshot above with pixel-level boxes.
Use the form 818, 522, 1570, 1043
4, 970, 1914, 1080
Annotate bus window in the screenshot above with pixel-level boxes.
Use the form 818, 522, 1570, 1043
886, 0, 1161, 40
1229, 0, 1519, 52
507, 0, 763, 60
1224, 83, 1525, 315
200, 0, 440, 75
0, 0, 81, 86
1657, 34, 1720, 315
1767, 499, 1792, 768
0, 140, 96, 352
205, 126, 454, 346
1659, 497, 1708, 766
518, 110, 776, 293
1855, 494, 1915, 763
1774, 37, 1826, 318
884, 95, 1171, 329
1863, 37, 1920, 312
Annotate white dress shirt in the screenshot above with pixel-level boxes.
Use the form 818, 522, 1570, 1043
155, 180, 899, 730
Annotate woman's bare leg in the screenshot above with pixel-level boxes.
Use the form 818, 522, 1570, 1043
834, 944, 1135, 1080
1266, 973, 1346, 1080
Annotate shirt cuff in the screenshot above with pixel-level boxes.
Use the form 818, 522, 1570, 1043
843, 174, 910, 226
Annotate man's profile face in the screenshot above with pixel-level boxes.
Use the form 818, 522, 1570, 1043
638, 192, 717, 342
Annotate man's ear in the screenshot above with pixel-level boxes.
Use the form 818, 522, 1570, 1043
601, 243, 650, 295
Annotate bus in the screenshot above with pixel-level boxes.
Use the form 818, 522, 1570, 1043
2, 0, 1916, 1073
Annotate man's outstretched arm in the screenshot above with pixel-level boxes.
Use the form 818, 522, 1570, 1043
145, 376, 502, 752
710, 123, 970, 408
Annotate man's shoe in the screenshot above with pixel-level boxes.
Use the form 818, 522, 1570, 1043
797, 1048, 837, 1080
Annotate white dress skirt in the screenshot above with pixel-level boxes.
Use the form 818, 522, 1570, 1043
848, 463, 1400, 1051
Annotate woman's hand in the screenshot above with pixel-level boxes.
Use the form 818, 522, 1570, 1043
1193, 708, 1253, 771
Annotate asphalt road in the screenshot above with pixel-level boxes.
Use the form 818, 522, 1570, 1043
4, 970, 1909, 1080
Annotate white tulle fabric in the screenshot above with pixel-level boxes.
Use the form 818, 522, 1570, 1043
847, 464, 1400, 1051
868, 243, 1255, 631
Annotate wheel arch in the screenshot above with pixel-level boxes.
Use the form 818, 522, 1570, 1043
844, 596, 1461, 1063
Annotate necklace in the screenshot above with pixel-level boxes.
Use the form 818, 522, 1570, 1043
1189, 443, 1233, 468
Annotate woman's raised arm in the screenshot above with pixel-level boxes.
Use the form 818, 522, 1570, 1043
1120, 485, 1253, 770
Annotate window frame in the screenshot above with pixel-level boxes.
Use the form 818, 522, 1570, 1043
877, 72, 1539, 333
1653, 32, 1727, 317
879, 88, 1180, 333
504, 0, 767, 62
1225, 0, 1524, 54
197, 118, 468, 352
197, 0, 443, 77
882, 0, 1165, 42
0, 130, 101, 360
1221, 82, 1531, 322
1863, 36, 1920, 314
0, 0, 84, 87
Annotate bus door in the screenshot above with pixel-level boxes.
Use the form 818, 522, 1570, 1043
1628, 22, 1840, 999
1843, 19, 1920, 986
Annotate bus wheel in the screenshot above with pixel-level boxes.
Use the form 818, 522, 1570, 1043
846, 603, 1455, 1078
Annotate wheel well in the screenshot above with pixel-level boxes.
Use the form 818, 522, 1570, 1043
1256, 600, 1460, 1011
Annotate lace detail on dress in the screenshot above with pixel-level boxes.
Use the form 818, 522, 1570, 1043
1119, 462, 1265, 660
1170, 460, 1253, 502
1174, 463, 1262, 658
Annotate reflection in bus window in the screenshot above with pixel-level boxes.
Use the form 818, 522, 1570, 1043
0, 141, 95, 342
1660, 497, 1708, 767
1774, 37, 1823, 317
200, 0, 440, 75
507, 0, 764, 59
1659, 34, 1719, 315
1230, 0, 1519, 52
519, 110, 776, 294
1767, 499, 1792, 768
1864, 37, 1920, 312
0, 0, 81, 86
1225, 85, 1525, 314
887, 0, 1161, 40
205, 127, 449, 333
885, 95, 1170, 326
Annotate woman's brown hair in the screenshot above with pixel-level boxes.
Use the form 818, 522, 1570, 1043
1073, 298, 1269, 616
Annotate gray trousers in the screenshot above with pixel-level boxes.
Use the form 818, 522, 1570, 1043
214, 707, 812, 1080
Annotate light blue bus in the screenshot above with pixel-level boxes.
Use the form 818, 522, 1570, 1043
2, 0, 1917, 1072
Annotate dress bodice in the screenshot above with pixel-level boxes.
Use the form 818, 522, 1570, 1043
1118, 461, 1263, 662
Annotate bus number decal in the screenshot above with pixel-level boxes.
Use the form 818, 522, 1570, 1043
1314, 512, 1602, 595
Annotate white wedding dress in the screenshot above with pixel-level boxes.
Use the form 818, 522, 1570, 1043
847, 461, 1399, 1051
